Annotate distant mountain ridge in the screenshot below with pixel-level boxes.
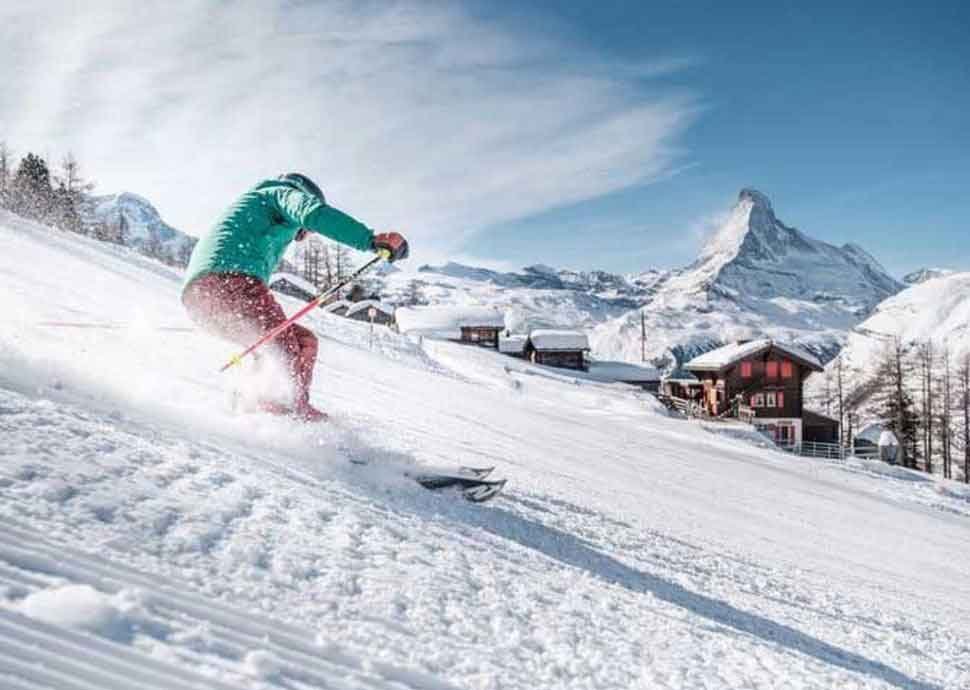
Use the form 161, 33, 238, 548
417, 261, 664, 302
589, 189, 905, 368
378, 189, 906, 368
902, 267, 956, 285
78, 186, 911, 372
378, 262, 659, 332
80, 192, 196, 266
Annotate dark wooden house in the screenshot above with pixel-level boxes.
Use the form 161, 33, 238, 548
499, 333, 528, 358
322, 299, 351, 316
802, 410, 841, 443
394, 306, 506, 348
525, 330, 590, 371
460, 325, 503, 348
586, 361, 661, 392
269, 272, 318, 303
684, 339, 830, 446
662, 367, 704, 401
345, 300, 395, 326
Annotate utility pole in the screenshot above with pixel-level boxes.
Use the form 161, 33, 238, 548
641, 311, 646, 363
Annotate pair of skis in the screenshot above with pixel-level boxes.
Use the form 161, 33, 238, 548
405, 465, 507, 503
349, 457, 506, 503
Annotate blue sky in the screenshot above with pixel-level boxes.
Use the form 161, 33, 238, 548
464, 0, 970, 276
1, 1, 967, 277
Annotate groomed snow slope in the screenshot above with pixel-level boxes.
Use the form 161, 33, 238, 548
1, 211, 969, 690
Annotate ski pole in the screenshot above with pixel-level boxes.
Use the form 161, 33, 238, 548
219, 250, 390, 373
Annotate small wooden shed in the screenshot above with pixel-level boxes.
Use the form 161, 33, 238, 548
345, 300, 395, 326
525, 330, 590, 371
269, 272, 318, 303
394, 306, 507, 348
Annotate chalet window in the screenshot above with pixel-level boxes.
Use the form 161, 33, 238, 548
781, 360, 794, 378
776, 391, 785, 408
740, 361, 753, 378
765, 392, 777, 407
766, 361, 779, 379
751, 393, 765, 408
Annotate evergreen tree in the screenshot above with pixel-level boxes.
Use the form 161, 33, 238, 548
54, 152, 94, 234
940, 346, 954, 479
331, 243, 354, 297
878, 338, 920, 467
0, 141, 12, 208
961, 353, 970, 483
917, 341, 936, 473
117, 212, 129, 245
12, 153, 54, 220
401, 279, 426, 306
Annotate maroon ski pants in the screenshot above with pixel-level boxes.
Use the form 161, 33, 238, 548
182, 273, 318, 405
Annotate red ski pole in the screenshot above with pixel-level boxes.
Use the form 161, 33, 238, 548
219, 250, 389, 373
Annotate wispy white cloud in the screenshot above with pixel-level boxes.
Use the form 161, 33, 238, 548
0, 1, 696, 256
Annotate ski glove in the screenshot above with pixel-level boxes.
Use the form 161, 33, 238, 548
372, 232, 410, 263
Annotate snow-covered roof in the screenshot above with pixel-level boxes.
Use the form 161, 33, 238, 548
269, 272, 318, 296
345, 299, 393, 318
685, 339, 822, 372
395, 306, 506, 336
664, 367, 701, 384
322, 299, 351, 313
585, 360, 660, 383
528, 330, 589, 351
498, 334, 528, 354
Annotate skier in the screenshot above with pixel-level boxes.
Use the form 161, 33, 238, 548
182, 173, 409, 422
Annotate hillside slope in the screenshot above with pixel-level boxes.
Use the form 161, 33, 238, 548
808, 271, 970, 432
1, 211, 969, 689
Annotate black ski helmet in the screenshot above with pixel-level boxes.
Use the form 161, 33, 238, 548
278, 173, 325, 203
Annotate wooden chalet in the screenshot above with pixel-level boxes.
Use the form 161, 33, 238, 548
499, 333, 528, 358
684, 339, 829, 446
322, 299, 351, 316
269, 272, 318, 303
662, 367, 703, 401
394, 306, 507, 348
585, 361, 661, 392
803, 410, 840, 444
461, 324, 503, 348
525, 330, 590, 371
344, 300, 395, 326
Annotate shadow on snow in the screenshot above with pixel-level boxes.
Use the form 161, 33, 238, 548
423, 496, 939, 690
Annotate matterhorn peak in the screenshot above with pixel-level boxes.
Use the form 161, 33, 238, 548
737, 188, 773, 212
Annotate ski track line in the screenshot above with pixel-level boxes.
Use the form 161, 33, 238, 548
0, 520, 462, 690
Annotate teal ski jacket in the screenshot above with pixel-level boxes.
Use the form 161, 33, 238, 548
182, 179, 375, 291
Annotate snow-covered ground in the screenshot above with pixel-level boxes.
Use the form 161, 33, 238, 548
2, 210, 969, 689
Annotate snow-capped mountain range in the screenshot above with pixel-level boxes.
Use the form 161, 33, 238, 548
376, 262, 666, 333
379, 189, 905, 370
80, 192, 196, 265
590, 189, 904, 368
902, 267, 956, 285
72, 186, 960, 379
